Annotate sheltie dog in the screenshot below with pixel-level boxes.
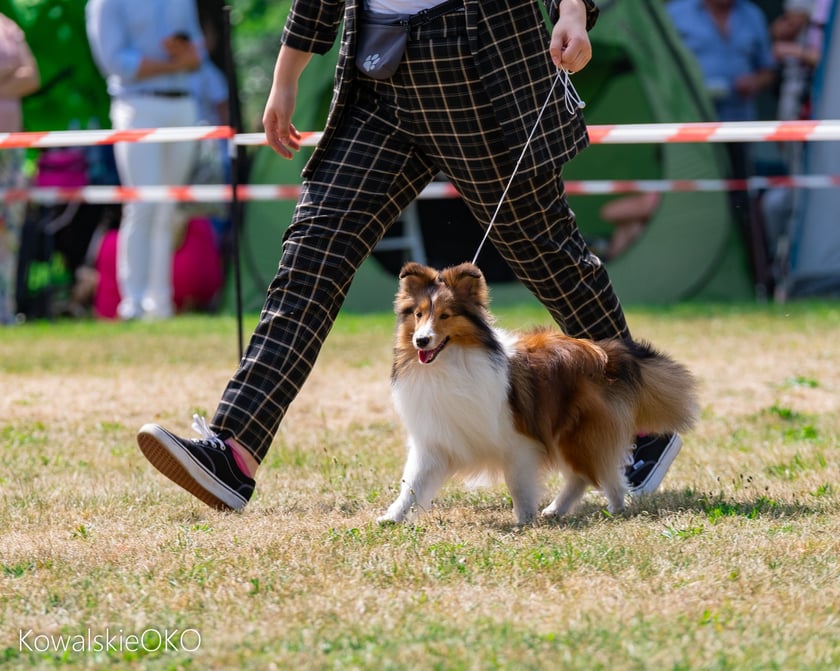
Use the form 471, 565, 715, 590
379, 262, 699, 525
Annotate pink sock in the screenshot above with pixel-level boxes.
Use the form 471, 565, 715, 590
225, 440, 252, 477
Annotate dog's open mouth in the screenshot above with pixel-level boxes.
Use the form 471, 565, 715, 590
417, 337, 449, 364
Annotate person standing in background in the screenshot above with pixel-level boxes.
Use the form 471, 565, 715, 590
0, 12, 40, 324
85, 0, 204, 320
666, 0, 777, 293
772, 0, 820, 122
762, 0, 832, 289
667, 0, 776, 124
666, 0, 776, 175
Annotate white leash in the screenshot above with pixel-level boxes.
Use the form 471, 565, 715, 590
471, 69, 585, 265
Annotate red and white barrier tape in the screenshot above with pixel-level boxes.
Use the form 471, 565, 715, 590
0, 184, 304, 205
0, 126, 233, 149
563, 175, 840, 194
4, 119, 840, 149
220, 119, 840, 147
585, 119, 840, 145
259, 120, 840, 147
3, 175, 839, 205
3, 121, 838, 203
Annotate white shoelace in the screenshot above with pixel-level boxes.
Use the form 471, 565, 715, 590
191, 414, 227, 450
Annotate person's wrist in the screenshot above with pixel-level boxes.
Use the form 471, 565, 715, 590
558, 0, 587, 26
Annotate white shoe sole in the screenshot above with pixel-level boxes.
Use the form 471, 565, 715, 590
628, 434, 683, 496
137, 424, 247, 511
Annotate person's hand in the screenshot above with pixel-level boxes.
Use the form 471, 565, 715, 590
262, 82, 302, 159
734, 70, 773, 98
550, 0, 592, 72
773, 41, 798, 60
773, 40, 814, 64
262, 46, 312, 158
163, 34, 201, 72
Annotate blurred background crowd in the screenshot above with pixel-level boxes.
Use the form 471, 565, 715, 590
0, 0, 837, 325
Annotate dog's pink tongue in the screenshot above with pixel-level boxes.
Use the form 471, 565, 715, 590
418, 350, 431, 364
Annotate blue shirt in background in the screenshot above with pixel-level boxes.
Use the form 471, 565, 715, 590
85, 0, 205, 99
667, 0, 776, 121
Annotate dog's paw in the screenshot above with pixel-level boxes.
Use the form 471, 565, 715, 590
540, 504, 560, 519
513, 509, 538, 526
376, 514, 401, 525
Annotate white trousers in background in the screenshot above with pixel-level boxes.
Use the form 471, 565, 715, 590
111, 95, 198, 319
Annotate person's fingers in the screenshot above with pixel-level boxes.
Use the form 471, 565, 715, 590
557, 36, 592, 72
264, 120, 301, 159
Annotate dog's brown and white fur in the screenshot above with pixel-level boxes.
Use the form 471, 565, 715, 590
379, 262, 699, 525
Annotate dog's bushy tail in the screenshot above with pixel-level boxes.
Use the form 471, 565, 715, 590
606, 339, 700, 435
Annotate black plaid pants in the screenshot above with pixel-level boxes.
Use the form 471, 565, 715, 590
213, 10, 629, 461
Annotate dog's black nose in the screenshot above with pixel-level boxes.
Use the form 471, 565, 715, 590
415, 336, 430, 349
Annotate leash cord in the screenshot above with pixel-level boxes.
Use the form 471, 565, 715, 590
471, 69, 582, 265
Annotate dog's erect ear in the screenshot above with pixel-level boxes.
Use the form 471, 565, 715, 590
398, 262, 430, 281
399, 262, 438, 290
440, 263, 489, 306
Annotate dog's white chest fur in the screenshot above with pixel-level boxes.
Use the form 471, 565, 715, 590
391, 334, 524, 467
383, 332, 547, 524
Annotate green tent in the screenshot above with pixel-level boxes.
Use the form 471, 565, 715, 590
1, 0, 111, 134
225, 0, 754, 314
563, 0, 753, 303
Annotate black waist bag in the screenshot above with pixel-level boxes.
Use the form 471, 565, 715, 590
356, 12, 411, 80
356, 0, 463, 80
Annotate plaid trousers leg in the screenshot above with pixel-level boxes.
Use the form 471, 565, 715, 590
456, 171, 631, 341
380, 12, 630, 341
211, 110, 436, 461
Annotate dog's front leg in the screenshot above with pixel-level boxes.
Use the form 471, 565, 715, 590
541, 472, 588, 518
503, 445, 541, 525
378, 443, 448, 524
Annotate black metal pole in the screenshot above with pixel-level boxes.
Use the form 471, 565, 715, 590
221, 5, 244, 359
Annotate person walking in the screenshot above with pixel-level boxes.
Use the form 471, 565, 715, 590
136, 0, 683, 512
86, 0, 204, 320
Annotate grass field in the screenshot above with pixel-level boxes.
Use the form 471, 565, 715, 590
1, 301, 839, 670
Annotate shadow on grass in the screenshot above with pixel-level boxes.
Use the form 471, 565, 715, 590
171, 487, 826, 531
631, 487, 824, 520
528, 487, 827, 531
465, 487, 828, 532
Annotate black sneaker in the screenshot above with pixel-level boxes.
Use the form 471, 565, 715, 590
625, 433, 682, 496
137, 415, 255, 511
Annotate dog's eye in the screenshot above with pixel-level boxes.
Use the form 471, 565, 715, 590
415, 311, 423, 319
439, 313, 450, 320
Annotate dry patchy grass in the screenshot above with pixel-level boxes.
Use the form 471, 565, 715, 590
1, 303, 839, 670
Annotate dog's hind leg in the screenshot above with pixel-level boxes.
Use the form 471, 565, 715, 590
598, 464, 628, 516
378, 444, 448, 524
541, 472, 588, 518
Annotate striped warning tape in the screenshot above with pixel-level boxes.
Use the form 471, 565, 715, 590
3, 175, 839, 204
3, 119, 840, 149
226, 119, 840, 147
0, 126, 233, 149
3, 121, 838, 203
584, 119, 840, 145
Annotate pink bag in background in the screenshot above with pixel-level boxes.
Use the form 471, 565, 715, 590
94, 217, 224, 319
35, 149, 89, 188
